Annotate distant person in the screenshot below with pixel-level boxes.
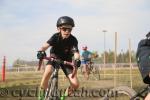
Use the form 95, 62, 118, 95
81, 45, 92, 80
37, 16, 81, 100
136, 32, 150, 100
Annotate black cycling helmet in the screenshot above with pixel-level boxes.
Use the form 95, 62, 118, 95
56, 16, 75, 27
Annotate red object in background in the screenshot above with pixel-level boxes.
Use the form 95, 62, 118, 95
2, 56, 6, 82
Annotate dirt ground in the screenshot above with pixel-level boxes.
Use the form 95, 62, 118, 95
0, 68, 145, 100
0, 79, 114, 100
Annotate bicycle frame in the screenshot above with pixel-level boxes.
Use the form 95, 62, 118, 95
38, 56, 77, 100
87, 61, 94, 72
45, 64, 59, 100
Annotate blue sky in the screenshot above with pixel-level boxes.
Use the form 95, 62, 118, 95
0, 0, 150, 66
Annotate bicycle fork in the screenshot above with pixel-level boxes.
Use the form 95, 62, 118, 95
45, 68, 59, 100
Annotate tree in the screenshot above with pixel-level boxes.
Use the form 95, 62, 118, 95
12, 59, 38, 68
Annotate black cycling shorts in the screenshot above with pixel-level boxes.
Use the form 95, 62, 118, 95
46, 61, 74, 77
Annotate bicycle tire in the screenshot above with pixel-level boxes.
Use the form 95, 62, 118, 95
89, 62, 94, 72
90, 64, 100, 80
45, 77, 59, 100
80, 61, 93, 74
102, 86, 139, 100
80, 65, 83, 74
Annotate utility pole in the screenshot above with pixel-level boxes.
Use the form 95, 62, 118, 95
114, 32, 117, 87
2, 56, 6, 82
102, 30, 107, 78
129, 38, 133, 88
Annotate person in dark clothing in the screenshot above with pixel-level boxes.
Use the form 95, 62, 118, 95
37, 16, 81, 100
136, 32, 150, 100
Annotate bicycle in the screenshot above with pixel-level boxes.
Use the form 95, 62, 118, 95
102, 85, 149, 100
81, 60, 100, 80
38, 56, 77, 100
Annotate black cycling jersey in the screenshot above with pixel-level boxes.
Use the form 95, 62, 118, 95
47, 32, 79, 61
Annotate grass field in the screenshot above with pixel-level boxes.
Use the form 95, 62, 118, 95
0, 67, 146, 100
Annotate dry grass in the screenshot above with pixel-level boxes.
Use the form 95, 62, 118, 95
0, 67, 146, 100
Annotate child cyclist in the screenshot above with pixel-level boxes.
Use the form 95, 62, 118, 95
81, 45, 92, 80
37, 16, 81, 100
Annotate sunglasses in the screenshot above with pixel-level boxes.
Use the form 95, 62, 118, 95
60, 27, 72, 32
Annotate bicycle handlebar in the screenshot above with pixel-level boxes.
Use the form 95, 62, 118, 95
38, 56, 77, 78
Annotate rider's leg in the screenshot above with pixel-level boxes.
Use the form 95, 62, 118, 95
83, 64, 89, 80
38, 64, 53, 100
86, 63, 90, 80
83, 64, 86, 79
40, 64, 53, 89
68, 73, 79, 89
81, 60, 88, 79
145, 93, 150, 100
60, 73, 79, 100
61, 64, 79, 97
67, 73, 79, 95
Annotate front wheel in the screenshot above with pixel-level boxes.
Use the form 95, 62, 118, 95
102, 86, 139, 100
45, 77, 59, 100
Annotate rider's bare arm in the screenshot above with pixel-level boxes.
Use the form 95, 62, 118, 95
39, 42, 50, 51
74, 52, 80, 60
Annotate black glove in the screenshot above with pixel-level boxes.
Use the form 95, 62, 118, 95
37, 51, 46, 59
74, 59, 81, 67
